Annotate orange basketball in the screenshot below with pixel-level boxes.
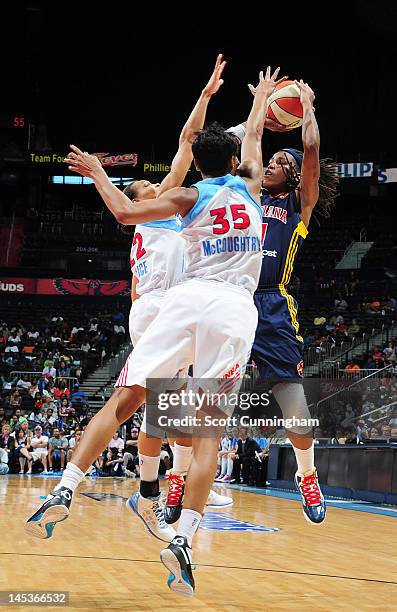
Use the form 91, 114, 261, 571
266, 80, 303, 128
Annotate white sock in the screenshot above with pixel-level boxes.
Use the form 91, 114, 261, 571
177, 509, 202, 547
227, 457, 233, 477
221, 456, 227, 475
53, 462, 85, 493
172, 443, 192, 473
293, 443, 314, 475
139, 453, 160, 482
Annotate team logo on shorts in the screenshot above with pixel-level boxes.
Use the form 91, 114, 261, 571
224, 363, 241, 379
296, 360, 304, 377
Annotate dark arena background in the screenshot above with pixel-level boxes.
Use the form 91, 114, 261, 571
1, 2, 397, 610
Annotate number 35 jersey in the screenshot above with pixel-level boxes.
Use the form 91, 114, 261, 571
130, 219, 185, 296
180, 174, 263, 294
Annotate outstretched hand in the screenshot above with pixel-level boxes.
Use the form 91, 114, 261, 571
248, 66, 288, 98
65, 145, 103, 178
203, 53, 227, 96
295, 79, 316, 110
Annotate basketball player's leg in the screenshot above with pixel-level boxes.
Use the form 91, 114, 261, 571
25, 285, 196, 539
120, 283, 195, 540
185, 286, 256, 509
25, 385, 145, 539
252, 291, 325, 524
160, 284, 257, 596
163, 434, 192, 524
71, 386, 145, 471
272, 382, 324, 524
130, 294, 197, 531
126, 416, 177, 542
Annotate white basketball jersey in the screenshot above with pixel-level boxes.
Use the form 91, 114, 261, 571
180, 174, 262, 294
130, 219, 185, 296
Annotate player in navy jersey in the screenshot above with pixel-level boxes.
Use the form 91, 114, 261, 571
251, 79, 338, 525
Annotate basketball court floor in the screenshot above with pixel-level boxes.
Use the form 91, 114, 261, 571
1, 475, 396, 611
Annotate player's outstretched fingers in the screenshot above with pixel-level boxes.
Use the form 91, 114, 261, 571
70, 144, 84, 155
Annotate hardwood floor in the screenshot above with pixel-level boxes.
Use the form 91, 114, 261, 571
1, 476, 396, 611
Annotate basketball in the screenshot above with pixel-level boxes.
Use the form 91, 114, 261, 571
267, 80, 303, 128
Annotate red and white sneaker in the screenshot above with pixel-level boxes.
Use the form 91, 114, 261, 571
164, 470, 185, 525
295, 468, 326, 525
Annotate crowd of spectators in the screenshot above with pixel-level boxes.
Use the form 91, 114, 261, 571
316, 370, 397, 442
0, 391, 147, 477
0, 300, 134, 475
0, 305, 128, 377
295, 268, 397, 352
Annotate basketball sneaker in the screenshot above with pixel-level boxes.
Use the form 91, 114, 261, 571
295, 468, 326, 525
25, 487, 73, 539
164, 470, 185, 524
206, 490, 233, 507
126, 492, 176, 542
160, 536, 195, 598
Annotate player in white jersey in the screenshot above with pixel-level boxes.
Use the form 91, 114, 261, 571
25, 55, 230, 545
122, 57, 232, 542
26, 65, 283, 598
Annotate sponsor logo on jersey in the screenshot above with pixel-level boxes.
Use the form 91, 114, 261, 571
262, 205, 287, 224
262, 249, 278, 258
296, 360, 304, 377
202, 236, 261, 257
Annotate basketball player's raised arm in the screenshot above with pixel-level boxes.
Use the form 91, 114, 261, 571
295, 80, 320, 228
157, 54, 226, 196
113, 187, 197, 225
66, 147, 196, 222
239, 66, 282, 197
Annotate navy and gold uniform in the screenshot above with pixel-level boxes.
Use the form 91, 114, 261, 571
251, 189, 308, 379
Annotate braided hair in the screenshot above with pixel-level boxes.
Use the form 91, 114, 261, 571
279, 149, 339, 224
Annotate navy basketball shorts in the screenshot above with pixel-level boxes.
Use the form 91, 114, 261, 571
251, 289, 304, 381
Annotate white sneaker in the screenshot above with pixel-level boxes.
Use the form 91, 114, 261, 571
123, 468, 136, 479
126, 492, 176, 542
206, 490, 233, 507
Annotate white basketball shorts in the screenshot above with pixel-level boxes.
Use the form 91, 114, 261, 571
128, 290, 166, 347
116, 279, 258, 387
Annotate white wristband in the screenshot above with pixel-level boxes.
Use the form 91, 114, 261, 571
225, 124, 246, 142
